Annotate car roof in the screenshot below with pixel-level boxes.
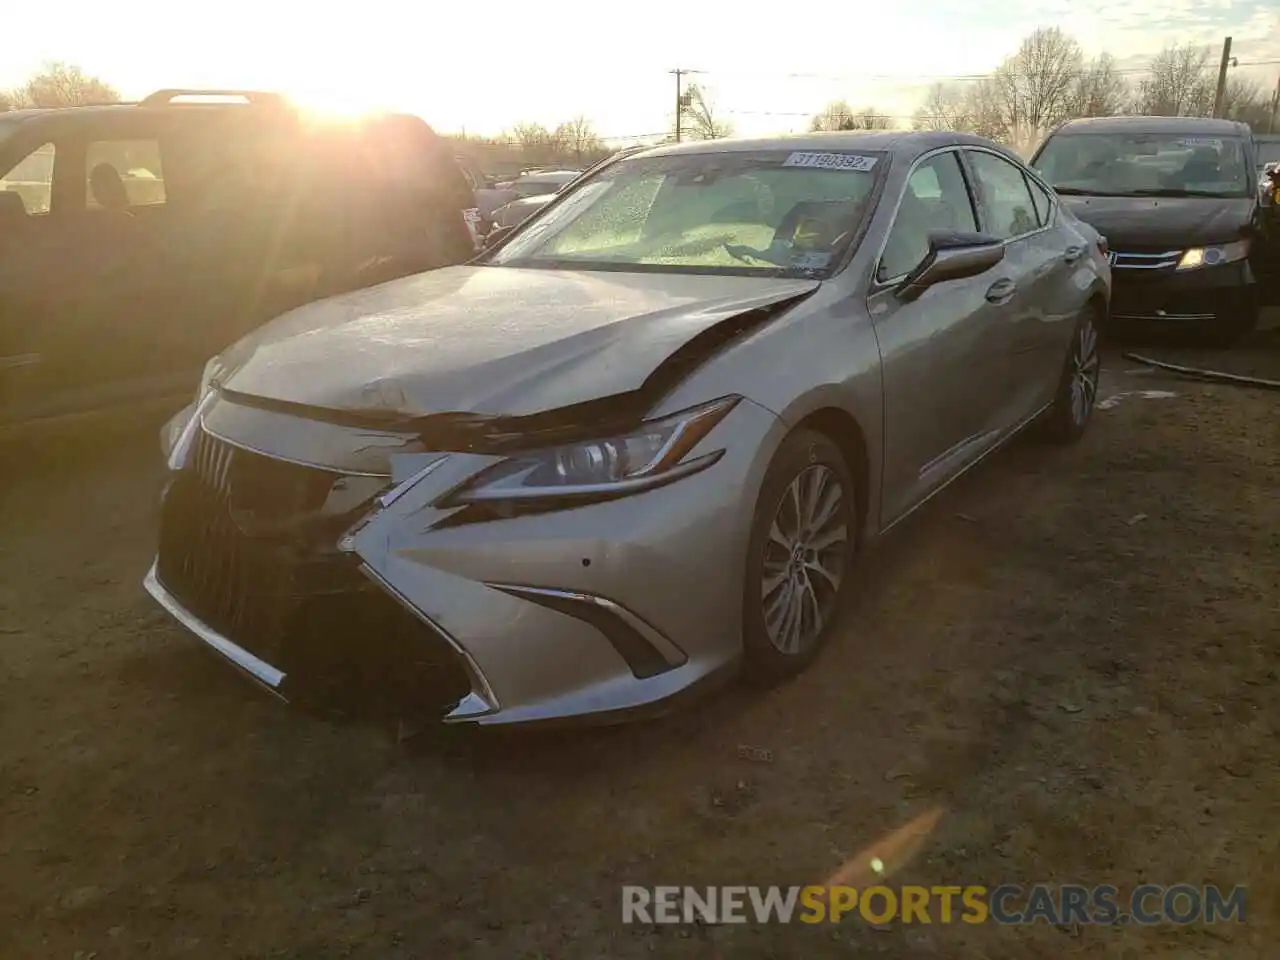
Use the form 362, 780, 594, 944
0, 92, 437, 137
626, 130, 1013, 163
1050, 115, 1251, 136
0, 103, 139, 124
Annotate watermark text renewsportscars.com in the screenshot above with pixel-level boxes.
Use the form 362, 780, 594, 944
622, 884, 1246, 926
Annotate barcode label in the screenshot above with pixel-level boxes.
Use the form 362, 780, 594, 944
783, 152, 878, 172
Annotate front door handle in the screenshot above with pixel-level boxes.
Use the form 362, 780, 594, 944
985, 278, 1016, 304
1063, 244, 1084, 264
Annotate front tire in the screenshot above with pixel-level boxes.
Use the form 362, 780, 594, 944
1041, 305, 1101, 444
742, 429, 856, 682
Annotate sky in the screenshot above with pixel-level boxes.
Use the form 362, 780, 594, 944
1, 0, 1277, 141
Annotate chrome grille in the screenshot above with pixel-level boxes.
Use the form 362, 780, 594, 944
154, 428, 473, 715
155, 429, 340, 658
1110, 249, 1182, 271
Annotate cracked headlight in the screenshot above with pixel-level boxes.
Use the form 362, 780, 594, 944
1176, 240, 1249, 270
442, 395, 741, 505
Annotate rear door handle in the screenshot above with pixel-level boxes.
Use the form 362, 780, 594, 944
1063, 244, 1084, 264
985, 278, 1016, 304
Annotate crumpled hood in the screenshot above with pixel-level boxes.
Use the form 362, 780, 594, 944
218, 265, 818, 419
1060, 195, 1253, 249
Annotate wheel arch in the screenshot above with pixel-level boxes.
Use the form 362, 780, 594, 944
788, 406, 871, 546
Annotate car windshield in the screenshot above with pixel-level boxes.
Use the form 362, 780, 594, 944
1033, 132, 1252, 198
1257, 141, 1280, 170
486, 148, 884, 277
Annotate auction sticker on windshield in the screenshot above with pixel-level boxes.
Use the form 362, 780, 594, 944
783, 152, 879, 172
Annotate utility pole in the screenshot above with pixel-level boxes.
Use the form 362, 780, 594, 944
672, 69, 684, 143
670, 68, 702, 142
1269, 74, 1280, 134
1212, 36, 1233, 118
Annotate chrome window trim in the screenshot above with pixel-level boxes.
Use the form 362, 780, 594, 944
961, 146, 1055, 244
869, 145, 983, 288
200, 418, 392, 479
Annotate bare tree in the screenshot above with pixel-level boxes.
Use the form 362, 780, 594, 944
1069, 53, 1130, 118
912, 83, 975, 131
811, 101, 893, 131
1219, 75, 1266, 126
9, 62, 119, 108
992, 27, 1084, 143
962, 78, 1010, 142
846, 106, 893, 130
0, 90, 11, 112
508, 122, 570, 166
556, 115, 603, 164
809, 100, 855, 131
680, 84, 732, 140
1136, 43, 1214, 117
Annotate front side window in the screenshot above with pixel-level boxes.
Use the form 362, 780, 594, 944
85, 139, 166, 209
1033, 132, 1252, 198
488, 149, 885, 277
0, 142, 56, 214
878, 151, 977, 281
968, 151, 1039, 240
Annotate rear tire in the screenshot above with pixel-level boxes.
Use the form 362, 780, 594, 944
742, 429, 856, 682
1041, 304, 1101, 445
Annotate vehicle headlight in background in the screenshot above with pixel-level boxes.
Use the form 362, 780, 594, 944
441, 395, 741, 505
1176, 240, 1249, 271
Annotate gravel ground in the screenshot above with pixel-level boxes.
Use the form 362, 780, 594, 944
1, 336, 1278, 960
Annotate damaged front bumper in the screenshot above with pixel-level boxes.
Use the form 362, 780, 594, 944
144, 394, 783, 725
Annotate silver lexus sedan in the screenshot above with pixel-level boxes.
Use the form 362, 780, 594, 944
147, 131, 1110, 726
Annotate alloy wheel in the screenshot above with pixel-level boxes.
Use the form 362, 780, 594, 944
1070, 316, 1100, 427
761, 464, 849, 655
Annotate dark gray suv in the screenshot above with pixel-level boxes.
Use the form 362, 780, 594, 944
0, 89, 478, 430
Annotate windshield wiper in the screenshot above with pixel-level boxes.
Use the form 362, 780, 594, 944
1052, 186, 1125, 196
1126, 188, 1238, 198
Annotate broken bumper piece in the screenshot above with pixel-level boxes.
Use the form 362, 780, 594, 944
144, 399, 781, 725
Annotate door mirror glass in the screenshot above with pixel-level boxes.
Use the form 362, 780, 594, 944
895, 231, 1004, 302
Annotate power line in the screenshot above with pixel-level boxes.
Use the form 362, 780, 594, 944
451, 132, 669, 147
688, 58, 1280, 85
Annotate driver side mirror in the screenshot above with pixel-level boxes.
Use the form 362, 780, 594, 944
895, 230, 1005, 303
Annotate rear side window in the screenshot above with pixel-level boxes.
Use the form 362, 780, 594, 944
86, 139, 166, 208
967, 151, 1039, 240
1025, 174, 1053, 226
0, 142, 56, 214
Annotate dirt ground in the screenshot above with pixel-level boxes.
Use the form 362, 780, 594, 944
2, 330, 1279, 959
